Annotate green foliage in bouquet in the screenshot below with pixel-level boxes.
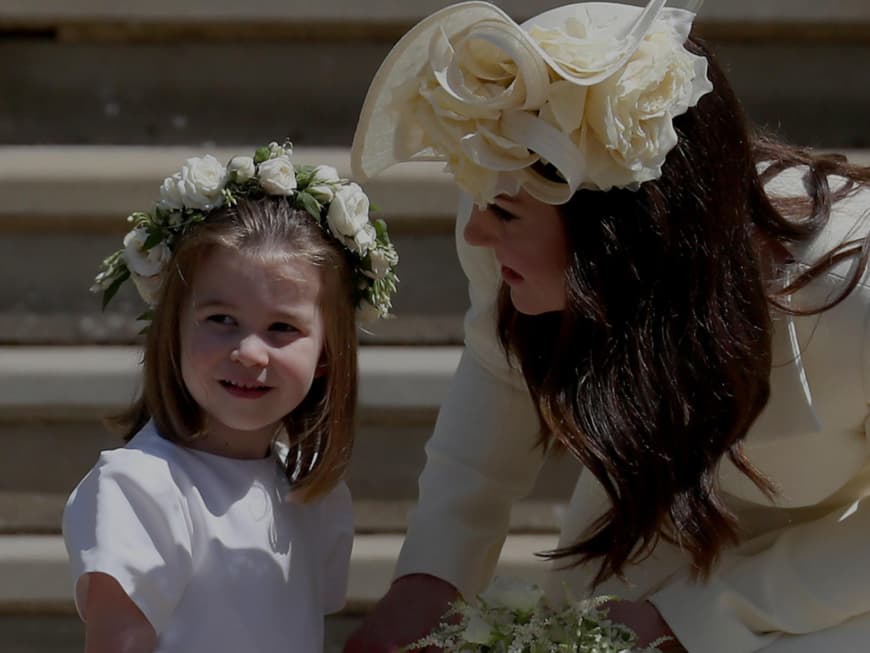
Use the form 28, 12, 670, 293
406, 577, 667, 653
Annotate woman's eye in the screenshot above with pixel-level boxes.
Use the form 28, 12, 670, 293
488, 203, 517, 222
270, 322, 299, 334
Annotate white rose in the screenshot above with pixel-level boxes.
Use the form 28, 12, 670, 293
308, 164, 341, 202
462, 613, 493, 645
353, 223, 377, 255
369, 244, 398, 280
480, 577, 543, 613
122, 227, 171, 278
157, 173, 185, 211
130, 271, 165, 305
159, 155, 227, 211
327, 183, 370, 239
258, 155, 298, 195
582, 27, 712, 189
227, 155, 256, 182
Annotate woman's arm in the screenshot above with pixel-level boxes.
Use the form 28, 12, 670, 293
83, 573, 157, 653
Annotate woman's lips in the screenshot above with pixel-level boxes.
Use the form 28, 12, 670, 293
501, 265, 523, 284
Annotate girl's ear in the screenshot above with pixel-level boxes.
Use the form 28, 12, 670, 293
315, 356, 329, 378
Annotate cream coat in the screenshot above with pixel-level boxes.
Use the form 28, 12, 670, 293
395, 168, 870, 652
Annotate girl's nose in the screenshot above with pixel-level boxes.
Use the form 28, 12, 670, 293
463, 206, 499, 248
233, 334, 269, 368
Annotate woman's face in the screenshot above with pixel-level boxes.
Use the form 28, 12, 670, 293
464, 189, 569, 315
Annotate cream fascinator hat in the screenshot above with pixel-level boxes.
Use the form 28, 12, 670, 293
352, 0, 713, 206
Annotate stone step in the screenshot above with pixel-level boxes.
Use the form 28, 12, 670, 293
0, 613, 357, 653
2, 33, 869, 147
0, 532, 559, 614
0, 345, 581, 526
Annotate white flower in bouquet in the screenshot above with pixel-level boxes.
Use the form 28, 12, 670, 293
480, 575, 544, 613
406, 576, 669, 653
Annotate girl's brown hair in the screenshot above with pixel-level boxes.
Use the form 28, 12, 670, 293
114, 197, 357, 501
498, 37, 870, 585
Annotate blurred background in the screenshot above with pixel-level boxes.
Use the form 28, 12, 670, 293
1, 1, 869, 651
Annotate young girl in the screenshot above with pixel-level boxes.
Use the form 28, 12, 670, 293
63, 142, 398, 653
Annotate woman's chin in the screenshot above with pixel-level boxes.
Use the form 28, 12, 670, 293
509, 288, 564, 316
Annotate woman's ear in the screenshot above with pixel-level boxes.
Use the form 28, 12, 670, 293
315, 355, 329, 377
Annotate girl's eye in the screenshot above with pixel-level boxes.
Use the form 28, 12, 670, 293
206, 314, 236, 326
269, 322, 299, 334
488, 203, 518, 222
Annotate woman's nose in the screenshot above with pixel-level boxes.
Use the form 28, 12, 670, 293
233, 334, 269, 368
463, 206, 499, 248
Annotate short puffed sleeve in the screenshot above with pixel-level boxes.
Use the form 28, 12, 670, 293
62, 447, 193, 634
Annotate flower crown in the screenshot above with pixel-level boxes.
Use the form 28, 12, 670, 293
92, 142, 399, 322
352, 1, 713, 206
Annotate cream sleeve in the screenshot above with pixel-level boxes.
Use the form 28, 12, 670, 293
393, 195, 545, 597
650, 473, 870, 652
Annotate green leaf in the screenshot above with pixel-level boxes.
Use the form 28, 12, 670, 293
143, 230, 164, 250
294, 165, 316, 189
101, 268, 130, 310
296, 191, 322, 220
254, 146, 271, 164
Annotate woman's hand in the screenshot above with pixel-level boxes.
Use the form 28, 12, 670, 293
604, 600, 687, 652
343, 574, 459, 653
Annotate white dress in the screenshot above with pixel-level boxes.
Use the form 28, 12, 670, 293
62, 421, 353, 653
394, 168, 870, 653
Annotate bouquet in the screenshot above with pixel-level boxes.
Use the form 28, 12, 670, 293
406, 577, 668, 653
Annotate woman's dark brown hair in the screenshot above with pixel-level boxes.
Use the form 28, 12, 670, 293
498, 37, 870, 584
114, 197, 357, 502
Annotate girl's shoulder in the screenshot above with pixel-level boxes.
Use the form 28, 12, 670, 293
70, 423, 189, 508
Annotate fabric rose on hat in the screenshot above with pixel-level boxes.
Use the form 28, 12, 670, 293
581, 24, 713, 189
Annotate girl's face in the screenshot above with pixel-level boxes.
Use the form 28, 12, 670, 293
179, 247, 325, 459
464, 189, 569, 315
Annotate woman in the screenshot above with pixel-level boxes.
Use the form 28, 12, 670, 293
347, 1, 870, 651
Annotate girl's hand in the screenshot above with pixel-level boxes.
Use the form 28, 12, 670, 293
83, 572, 157, 653
343, 574, 459, 653
604, 600, 687, 652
